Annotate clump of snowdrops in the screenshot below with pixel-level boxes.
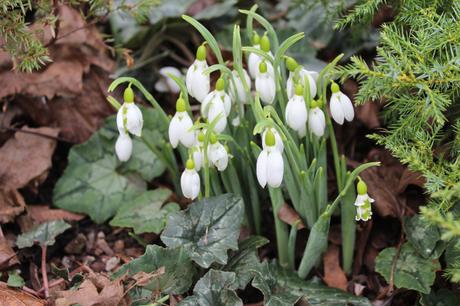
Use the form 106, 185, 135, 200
107, 6, 379, 278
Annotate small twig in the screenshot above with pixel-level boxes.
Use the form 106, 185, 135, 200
41, 245, 49, 298
22, 285, 42, 297
0, 224, 4, 239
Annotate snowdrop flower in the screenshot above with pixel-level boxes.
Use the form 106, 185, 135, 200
186, 45, 210, 102
248, 33, 274, 79
229, 69, 251, 104
115, 132, 132, 162
201, 78, 230, 133
329, 82, 354, 125
181, 159, 200, 200
285, 57, 317, 100
154, 66, 182, 94
168, 98, 195, 148
256, 129, 284, 188
285, 84, 308, 137
354, 178, 374, 221
308, 100, 326, 137
262, 128, 284, 153
255, 61, 276, 105
191, 132, 204, 171
116, 87, 143, 137
207, 134, 228, 171
248, 32, 261, 79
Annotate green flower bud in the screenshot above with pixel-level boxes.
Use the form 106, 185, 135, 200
331, 82, 340, 94
316, 99, 324, 108
210, 133, 217, 144
260, 34, 270, 52
186, 158, 195, 170
196, 44, 206, 61
265, 129, 276, 147
357, 178, 368, 195
286, 57, 299, 72
198, 132, 205, 142
310, 100, 318, 108
252, 32, 260, 45
124, 86, 134, 103
259, 61, 267, 73
216, 78, 225, 91
295, 84, 304, 96
176, 98, 186, 112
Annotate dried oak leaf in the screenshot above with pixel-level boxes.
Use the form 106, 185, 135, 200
323, 245, 348, 291
0, 237, 19, 270
278, 203, 305, 229
17, 205, 84, 233
0, 282, 45, 306
0, 127, 59, 190
342, 79, 380, 129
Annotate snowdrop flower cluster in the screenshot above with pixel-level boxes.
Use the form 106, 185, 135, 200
115, 87, 143, 162
257, 129, 284, 188
354, 178, 374, 221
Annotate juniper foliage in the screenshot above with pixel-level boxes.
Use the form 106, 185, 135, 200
338, 0, 460, 279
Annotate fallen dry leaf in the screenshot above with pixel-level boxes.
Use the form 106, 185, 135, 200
0, 127, 59, 190
0, 189, 26, 224
278, 203, 305, 229
0, 237, 19, 270
0, 282, 45, 306
26, 205, 84, 223
397, 168, 425, 193
356, 103, 381, 129
0, 5, 115, 143
322, 245, 348, 291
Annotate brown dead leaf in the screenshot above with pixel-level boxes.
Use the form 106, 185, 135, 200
0, 189, 26, 224
278, 203, 305, 229
0, 237, 19, 270
131, 267, 165, 287
27, 205, 84, 223
322, 245, 348, 291
0, 282, 45, 306
0, 127, 59, 190
397, 168, 425, 193
356, 103, 381, 129
54, 274, 125, 306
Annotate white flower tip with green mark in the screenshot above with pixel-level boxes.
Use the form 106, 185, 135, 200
330, 91, 354, 125
168, 110, 195, 149
115, 133, 133, 162
287, 69, 317, 99
285, 94, 308, 136
186, 59, 210, 102
116, 103, 143, 137
207, 141, 229, 171
308, 107, 326, 137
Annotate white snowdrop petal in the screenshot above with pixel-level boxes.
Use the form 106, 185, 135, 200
208, 101, 228, 133
256, 150, 268, 188
309, 108, 325, 137
267, 150, 284, 188
262, 128, 284, 152
126, 103, 143, 137
192, 149, 202, 171
159, 66, 182, 94
330, 94, 345, 125
178, 113, 196, 148
154, 79, 169, 93
168, 114, 181, 148
222, 93, 232, 116
186, 65, 195, 97
115, 134, 133, 162
286, 96, 307, 130
201, 92, 214, 118
193, 72, 210, 102
186, 60, 210, 102
181, 169, 200, 200
229, 70, 250, 104
256, 74, 276, 105
340, 93, 355, 122
116, 105, 125, 134
248, 48, 260, 79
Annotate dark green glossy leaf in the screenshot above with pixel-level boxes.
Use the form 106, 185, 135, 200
53, 107, 166, 224
375, 243, 440, 294
161, 194, 244, 268
16, 220, 71, 248
404, 215, 441, 259
112, 244, 195, 295
110, 189, 180, 234
178, 270, 242, 306
420, 289, 460, 306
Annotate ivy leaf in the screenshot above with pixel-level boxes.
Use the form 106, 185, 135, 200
375, 243, 440, 294
161, 194, 244, 268
251, 262, 300, 306
404, 215, 442, 259
260, 262, 371, 306
222, 236, 269, 289
420, 289, 460, 306
112, 245, 195, 295
53, 107, 166, 224
110, 189, 180, 234
16, 220, 71, 248
7, 271, 25, 288
178, 270, 243, 306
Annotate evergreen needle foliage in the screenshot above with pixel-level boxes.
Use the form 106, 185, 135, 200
338, 0, 460, 280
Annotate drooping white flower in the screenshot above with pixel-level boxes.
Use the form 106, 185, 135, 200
287, 69, 317, 100
115, 132, 133, 162
329, 82, 354, 125
248, 45, 261, 79
285, 84, 308, 136
181, 159, 200, 200
256, 129, 284, 188
255, 61, 276, 105
262, 128, 284, 152
201, 78, 230, 133
229, 69, 251, 104
207, 135, 228, 171
186, 45, 210, 102
249, 33, 274, 79
168, 98, 195, 148
154, 66, 182, 94
116, 87, 143, 137
308, 100, 326, 137
354, 178, 374, 221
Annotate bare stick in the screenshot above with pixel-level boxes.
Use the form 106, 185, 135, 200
41, 245, 49, 298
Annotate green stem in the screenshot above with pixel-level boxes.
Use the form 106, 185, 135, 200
269, 187, 289, 269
